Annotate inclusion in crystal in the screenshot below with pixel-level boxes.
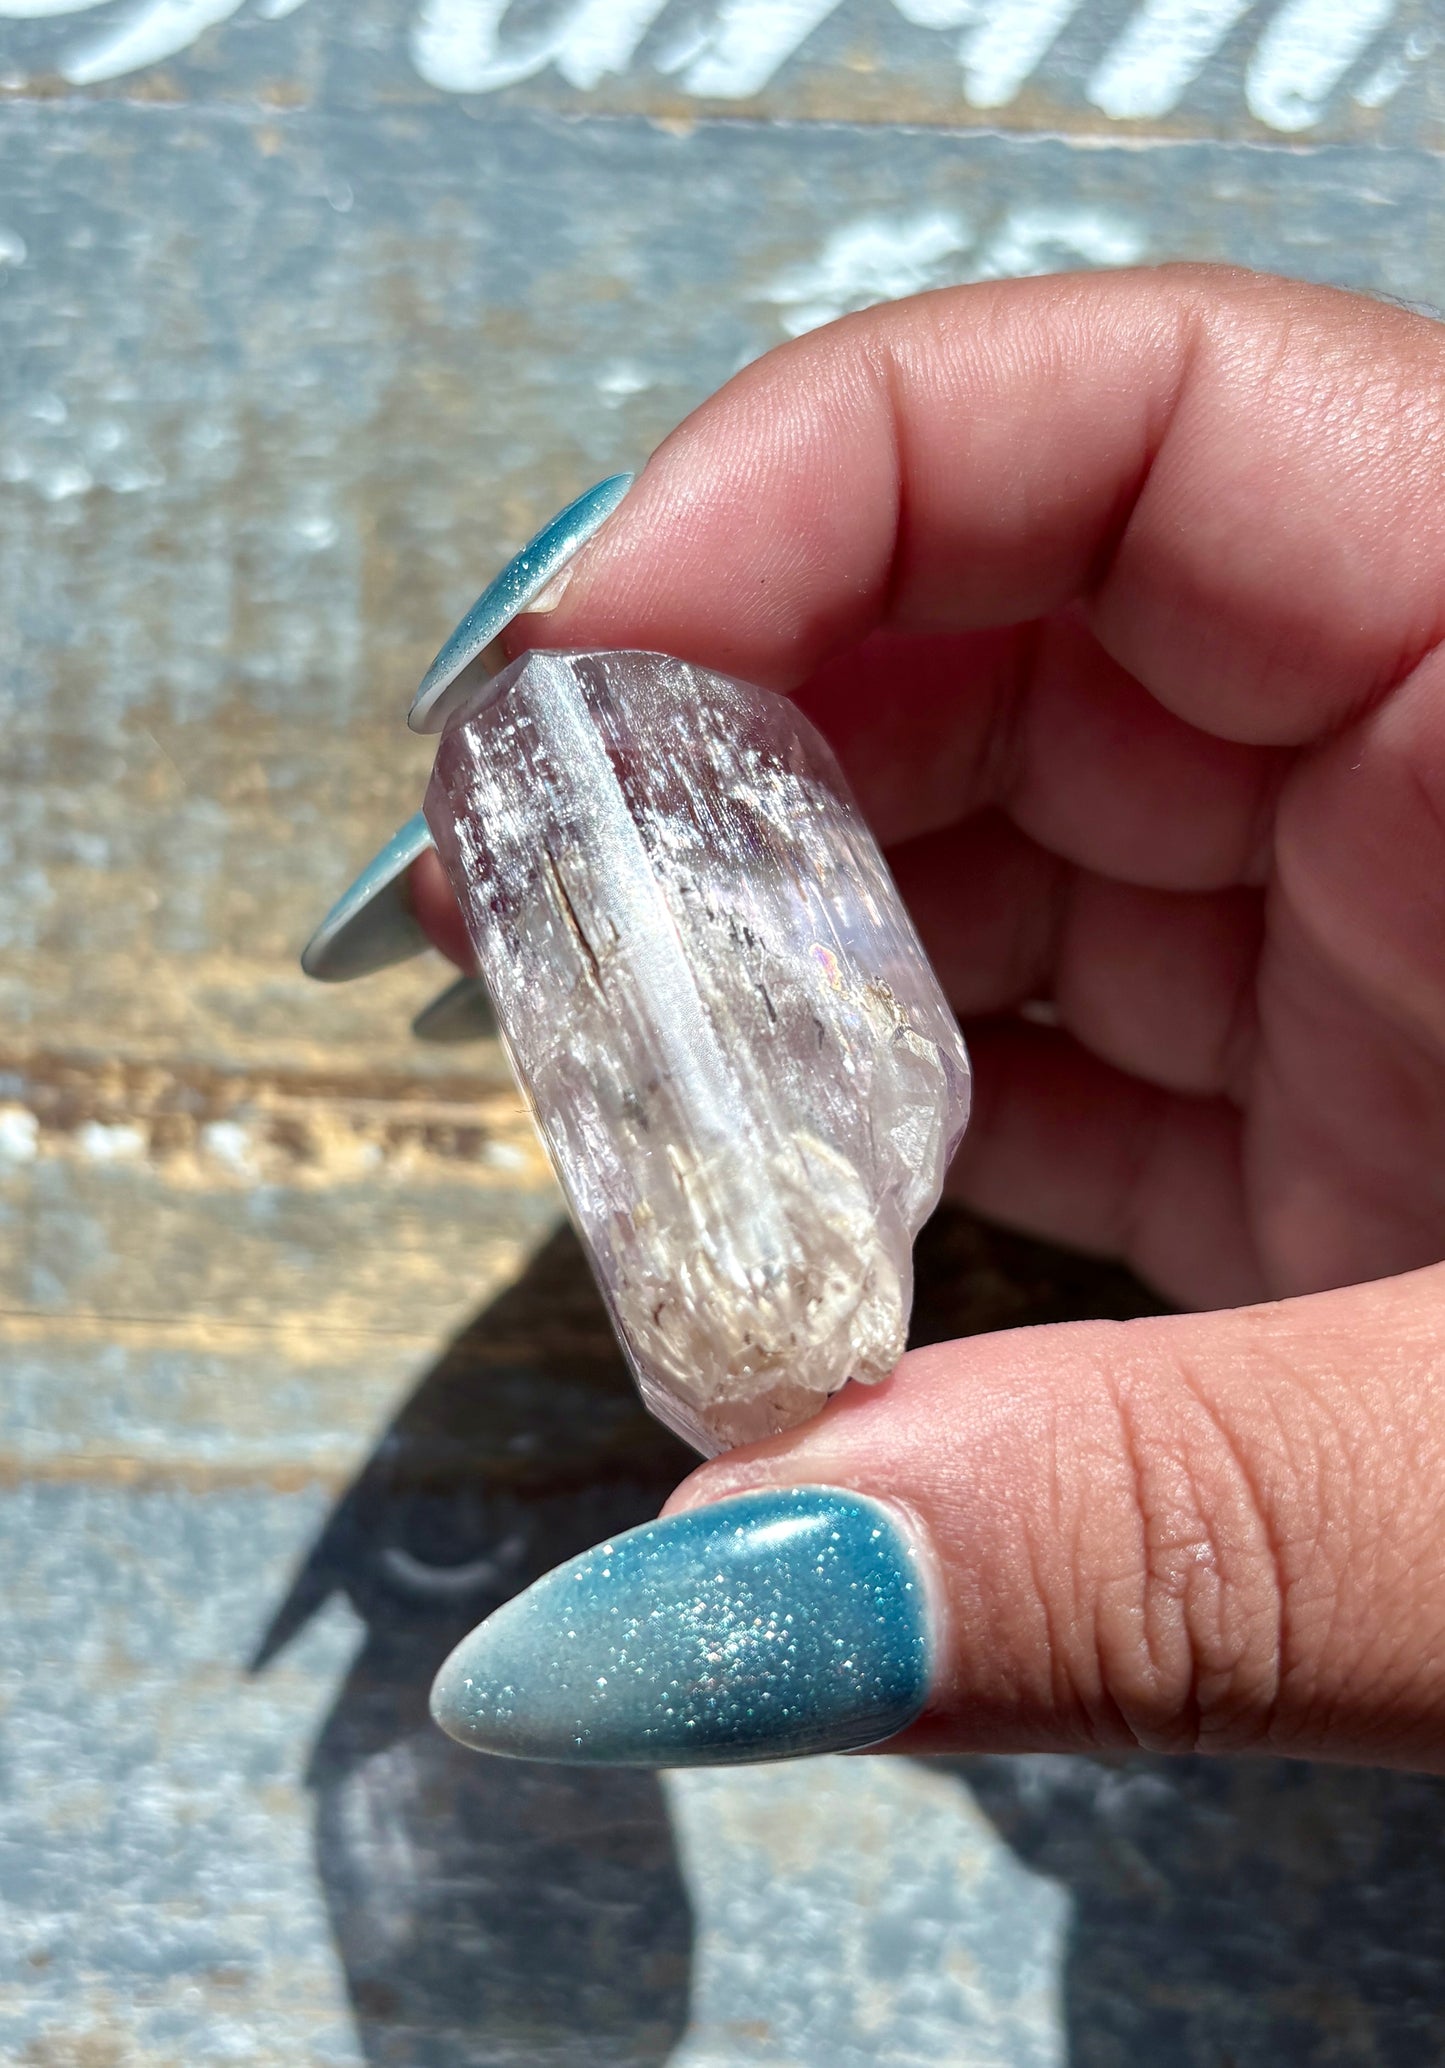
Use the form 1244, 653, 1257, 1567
425, 650, 970, 1455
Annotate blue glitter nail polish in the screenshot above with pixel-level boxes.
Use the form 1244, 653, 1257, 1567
429, 1487, 934, 1766
411, 971, 496, 1044
407, 472, 635, 735
300, 812, 435, 981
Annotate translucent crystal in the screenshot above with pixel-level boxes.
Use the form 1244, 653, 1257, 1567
425, 650, 971, 1455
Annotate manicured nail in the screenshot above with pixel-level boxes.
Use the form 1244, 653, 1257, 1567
299, 813, 435, 981
407, 472, 635, 736
411, 971, 497, 1043
429, 1487, 935, 1767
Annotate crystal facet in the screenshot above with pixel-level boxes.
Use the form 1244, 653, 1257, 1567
426, 650, 970, 1455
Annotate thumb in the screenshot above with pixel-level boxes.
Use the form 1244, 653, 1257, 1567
428, 1265, 1445, 1772
667, 1265, 1445, 1770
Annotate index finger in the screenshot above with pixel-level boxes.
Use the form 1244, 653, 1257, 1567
520, 265, 1445, 749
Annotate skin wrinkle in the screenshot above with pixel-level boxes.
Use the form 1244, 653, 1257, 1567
1204, 1303, 1435, 1761
1320, 1342, 1445, 1750
819, 345, 901, 644
1102, 1366, 1207, 1755
983, 1402, 1059, 1731
1046, 1395, 1087, 1732
861, 327, 913, 638
1024, 1389, 1083, 1741
1051, 1364, 1152, 1754
966, 1363, 1136, 1755
1079, 287, 1203, 611
1086, 289, 1254, 724
1155, 1351, 1290, 1754
1197, 1298, 1445, 1764
1277, 1360, 1385, 1755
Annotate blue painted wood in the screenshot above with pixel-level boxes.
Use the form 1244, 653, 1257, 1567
2, 5, 1444, 2061
0, 0, 1438, 144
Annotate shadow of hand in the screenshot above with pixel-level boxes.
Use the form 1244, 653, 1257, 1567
253, 1223, 695, 2068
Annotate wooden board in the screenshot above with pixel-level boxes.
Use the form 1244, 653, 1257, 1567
3, 4, 1445, 2062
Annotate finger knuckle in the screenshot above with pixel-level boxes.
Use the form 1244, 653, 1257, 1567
1083, 1342, 1292, 1754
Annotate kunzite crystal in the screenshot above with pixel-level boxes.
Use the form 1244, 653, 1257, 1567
425, 650, 970, 1454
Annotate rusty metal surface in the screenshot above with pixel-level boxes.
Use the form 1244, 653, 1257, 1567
4, 4, 1445, 2063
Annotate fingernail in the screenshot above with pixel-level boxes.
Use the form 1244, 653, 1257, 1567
299, 813, 435, 981
411, 971, 497, 1043
429, 1487, 935, 1766
525, 565, 574, 615
408, 471, 635, 736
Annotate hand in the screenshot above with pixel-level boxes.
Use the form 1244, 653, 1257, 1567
419, 267, 1445, 1771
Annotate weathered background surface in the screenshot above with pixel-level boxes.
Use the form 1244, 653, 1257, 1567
2, 4, 1444, 2063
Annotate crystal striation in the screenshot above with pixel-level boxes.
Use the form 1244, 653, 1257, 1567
425, 650, 970, 1454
